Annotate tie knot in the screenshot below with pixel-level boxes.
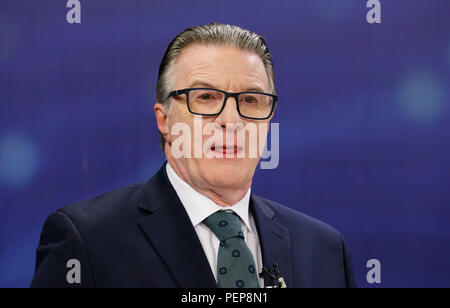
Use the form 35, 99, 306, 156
203, 211, 244, 241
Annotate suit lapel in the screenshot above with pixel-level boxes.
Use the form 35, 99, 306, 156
251, 195, 293, 287
137, 163, 217, 288
136, 163, 293, 288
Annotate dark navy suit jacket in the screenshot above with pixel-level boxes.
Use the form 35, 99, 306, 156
31, 163, 357, 288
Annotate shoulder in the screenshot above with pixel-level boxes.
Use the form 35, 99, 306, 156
56, 182, 145, 232
252, 195, 357, 288
252, 194, 344, 244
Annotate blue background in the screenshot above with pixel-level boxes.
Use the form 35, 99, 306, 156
1, 0, 449, 288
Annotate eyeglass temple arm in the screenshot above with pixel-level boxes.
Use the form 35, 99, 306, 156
168, 89, 186, 98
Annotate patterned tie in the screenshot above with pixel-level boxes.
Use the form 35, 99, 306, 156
203, 211, 259, 288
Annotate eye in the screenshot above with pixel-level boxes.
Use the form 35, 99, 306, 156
242, 95, 257, 104
199, 93, 212, 100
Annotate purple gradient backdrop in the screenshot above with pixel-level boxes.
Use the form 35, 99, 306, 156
0, 0, 449, 287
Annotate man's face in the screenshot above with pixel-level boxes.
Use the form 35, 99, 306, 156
156, 44, 272, 195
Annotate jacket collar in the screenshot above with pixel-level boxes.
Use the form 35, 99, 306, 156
137, 162, 292, 288
137, 162, 217, 288
250, 194, 293, 287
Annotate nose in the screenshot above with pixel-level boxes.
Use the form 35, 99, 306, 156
215, 95, 243, 127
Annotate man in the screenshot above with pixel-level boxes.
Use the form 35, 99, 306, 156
31, 23, 357, 288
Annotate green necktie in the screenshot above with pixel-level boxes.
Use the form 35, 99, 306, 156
203, 211, 259, 288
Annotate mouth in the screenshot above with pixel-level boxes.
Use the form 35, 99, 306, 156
210, 145, 243, 157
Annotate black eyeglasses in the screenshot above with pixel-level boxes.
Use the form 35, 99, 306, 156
168, 88, 278, 120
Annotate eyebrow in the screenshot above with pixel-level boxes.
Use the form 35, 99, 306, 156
186, 80, 267, 93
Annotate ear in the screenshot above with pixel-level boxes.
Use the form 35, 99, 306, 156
154, 103, 171, 142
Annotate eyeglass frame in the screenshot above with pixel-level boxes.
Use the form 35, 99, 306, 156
168, 87, 278, 120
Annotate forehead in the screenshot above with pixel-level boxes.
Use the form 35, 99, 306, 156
172, 44, 270, 91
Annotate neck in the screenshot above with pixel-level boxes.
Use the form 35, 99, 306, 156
165, 144, 251, 207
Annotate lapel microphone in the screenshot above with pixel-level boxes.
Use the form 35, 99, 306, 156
259, 263, 287, 288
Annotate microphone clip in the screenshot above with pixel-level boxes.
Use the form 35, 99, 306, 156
259, 263, 287, 288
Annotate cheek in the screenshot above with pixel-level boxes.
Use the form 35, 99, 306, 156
167, 104, 183, 125
167, 105, 194, 137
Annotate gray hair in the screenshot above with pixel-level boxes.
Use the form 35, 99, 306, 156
156, 23, 276, 150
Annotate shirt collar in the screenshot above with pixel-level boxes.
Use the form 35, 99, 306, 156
166, 162, 255, 235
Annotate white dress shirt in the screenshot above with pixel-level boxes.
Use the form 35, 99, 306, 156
166, 163, 264, 287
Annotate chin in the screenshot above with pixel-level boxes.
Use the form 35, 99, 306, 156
199, 159, 255, 188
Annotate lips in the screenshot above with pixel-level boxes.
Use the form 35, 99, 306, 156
210, 145, 243, 156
